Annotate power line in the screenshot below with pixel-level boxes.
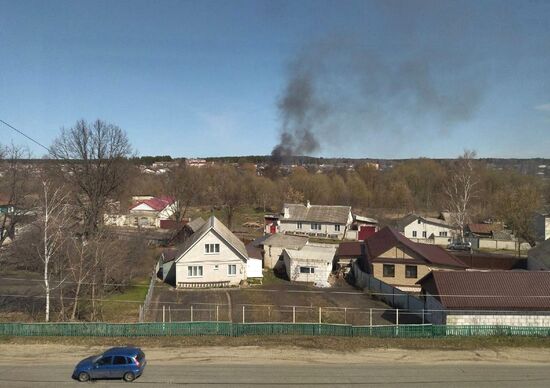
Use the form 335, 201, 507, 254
0, 119, 52, 154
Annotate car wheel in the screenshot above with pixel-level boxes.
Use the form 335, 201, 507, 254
78, 372, 90, 382
123, 372, 135, 382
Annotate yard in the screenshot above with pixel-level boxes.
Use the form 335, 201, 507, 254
148, 272, 417, 326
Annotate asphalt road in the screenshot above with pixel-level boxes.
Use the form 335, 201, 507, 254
0, 363, 549, 387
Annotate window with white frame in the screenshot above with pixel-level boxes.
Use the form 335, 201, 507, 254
422, 231, 427, 238
205, 243, 220, 254
299, 266, 315, 274
334, 224, 341, 232
412, 231, 417, 237
297, 222, 303, 229
439, 231, 448, 237
187, 266, 203, 277
311, 223, 321, 230
228, 264, 237, 275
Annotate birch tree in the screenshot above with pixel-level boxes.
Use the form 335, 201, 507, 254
444, 150, 478, 240
38, 180, 70, 322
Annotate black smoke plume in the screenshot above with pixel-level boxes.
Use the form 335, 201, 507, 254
272, 36, 485, 161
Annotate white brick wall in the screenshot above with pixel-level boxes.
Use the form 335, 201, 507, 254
447, 314, 550, 327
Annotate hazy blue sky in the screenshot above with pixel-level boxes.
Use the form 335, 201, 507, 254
1, 0, 549, 158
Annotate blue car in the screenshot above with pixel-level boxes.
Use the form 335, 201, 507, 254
72, 346, 146, 382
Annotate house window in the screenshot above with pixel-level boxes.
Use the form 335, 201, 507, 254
417, 219, 421, 224
205, 243, 220, 254
228, 264, 237, 275
187, 266, 203, 277
422, 231, 427, 238
412, 231, 417, 237
334, 225, 341, 232
300, 266, 315, 274
383, 264, 395, 277
213, 265, 219, 270
311, 223, 321, 230
405, 265, 418, 278
439, 231, 448, 237
297, 222, 303, 229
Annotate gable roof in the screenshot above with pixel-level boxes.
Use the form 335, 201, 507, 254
397, 213, 454, 231
282, 203, 351, 224
174, 216, 248, 262
130, 196, 175, 212
417, 270, 550, 310
365, 227, 467, 268
186, 217, 206, 232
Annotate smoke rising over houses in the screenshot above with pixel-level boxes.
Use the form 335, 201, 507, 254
272, 36, 486, 161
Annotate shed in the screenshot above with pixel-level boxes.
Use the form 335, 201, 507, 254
283, 244, 337, 286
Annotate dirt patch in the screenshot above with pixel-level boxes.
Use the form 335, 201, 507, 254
150, 281, 404, 325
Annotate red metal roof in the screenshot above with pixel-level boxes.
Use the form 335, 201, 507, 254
130, 196, 175, 211
418, 271, 550, 310
364, 227, 467, 269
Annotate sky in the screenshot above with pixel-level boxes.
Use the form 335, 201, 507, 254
1, 0, 549, 159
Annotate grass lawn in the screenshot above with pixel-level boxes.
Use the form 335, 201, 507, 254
260, 269, 289, 286
102, 278, 150, 323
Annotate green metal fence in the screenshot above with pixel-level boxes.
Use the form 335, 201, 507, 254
2, 322, 550, 338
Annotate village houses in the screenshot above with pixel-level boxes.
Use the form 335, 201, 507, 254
398, 213, 457, 245
358, 227, 467, 291
265, 201, 377, 240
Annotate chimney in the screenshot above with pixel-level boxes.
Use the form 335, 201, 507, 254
306, 200, 311, 208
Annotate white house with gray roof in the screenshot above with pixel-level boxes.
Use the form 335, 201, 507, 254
276, 202, 353, 239
173, 216, 248, 287
398, 214, 458, 245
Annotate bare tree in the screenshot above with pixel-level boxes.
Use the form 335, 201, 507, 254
50, 119, 132, 236
495, 182, 542, 248
164, 165, 203, 222
444, 150, 478, 240
37, 180, 70, 322
0, 144, 31, 246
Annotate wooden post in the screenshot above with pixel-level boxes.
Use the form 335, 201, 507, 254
168, 305, 171, 322
162, 305, 165, 323
344, 308, 347, 325
318, 307, 322, 324
293, 306, 296, 323
216, 305, 219, 322
190, 305, 193, 322
242, 305, 245, 323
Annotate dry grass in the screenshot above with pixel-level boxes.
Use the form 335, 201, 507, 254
2, 335, 550, 351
